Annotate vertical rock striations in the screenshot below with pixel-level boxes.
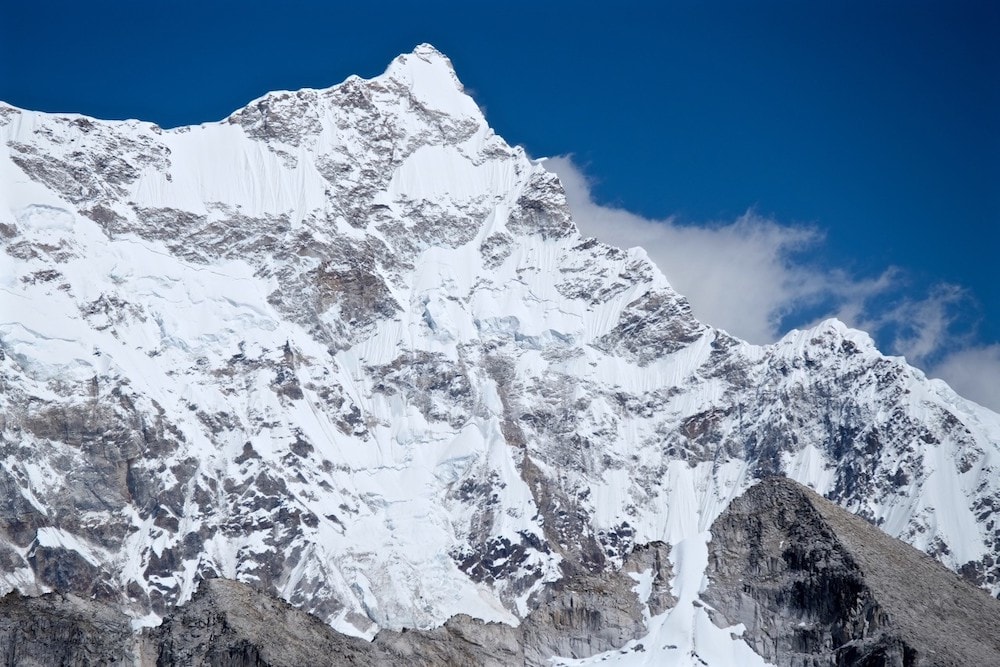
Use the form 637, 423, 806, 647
704, 476, 1000, 666
0, 590, 140, 666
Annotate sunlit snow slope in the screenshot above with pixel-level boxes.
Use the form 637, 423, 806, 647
1, 44, 999, 664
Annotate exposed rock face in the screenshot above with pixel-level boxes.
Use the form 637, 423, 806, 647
164, 547, 664, 666
0, 590, 140, 666
516, 543, 668, 663
3, 496, 996, 667
0, 539, 672, 666
704, 476, 1000, 667
151, 578, 368, 666
0, 559, 664, 667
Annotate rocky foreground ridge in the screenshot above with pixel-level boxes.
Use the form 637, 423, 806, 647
705, 477, 1000, 667
2, 478, 998, 666
1, 44, 1000, 664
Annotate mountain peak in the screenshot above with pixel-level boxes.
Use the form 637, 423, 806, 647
221, 43, 480, 135
382, 43, 481, 118
411, 42, 449, 62
3, 46, 1000, 667
706, 476, 1000, 666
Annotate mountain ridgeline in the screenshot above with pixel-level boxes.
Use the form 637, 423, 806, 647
1, 45, 998, 664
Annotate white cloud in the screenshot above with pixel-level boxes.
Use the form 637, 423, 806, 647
544, 156, 1000, 412
547, 156, 821, 343
845, 283, 974, 366
929, 345, 1000, 413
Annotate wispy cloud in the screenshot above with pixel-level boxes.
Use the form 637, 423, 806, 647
843, 283, 977, 366
930, 345, 1000, 412
544, 156, 999, 412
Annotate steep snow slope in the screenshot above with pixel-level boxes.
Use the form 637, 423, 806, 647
1, 44, 999, 662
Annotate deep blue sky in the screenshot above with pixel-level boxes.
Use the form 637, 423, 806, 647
2, 1, 997, 353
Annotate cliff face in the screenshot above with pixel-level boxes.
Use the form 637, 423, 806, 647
0, 544, 672, 666
2, 480, 996, 666
704, 476, 1000, 667
0, 591, 141, 666
150, 543, 672, 667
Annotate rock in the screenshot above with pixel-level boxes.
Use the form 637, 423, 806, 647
152, 568, 656, 666
150, 578, 369, 667
519, 570, 647, 663
0, 590, 138, 666
704, 476, 1000, 666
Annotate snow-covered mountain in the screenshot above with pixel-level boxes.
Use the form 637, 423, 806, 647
1, 44, 998, 664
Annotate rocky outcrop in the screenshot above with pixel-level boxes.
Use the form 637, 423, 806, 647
1, 498, 998, 667
151, 551, 669, 667
704, 476, 1000, 666
0, 539, 671, 666
150, 578, 367, 666
0, 590, 143, 666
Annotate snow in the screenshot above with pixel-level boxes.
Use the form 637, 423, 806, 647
0, 43, 998, 667
554, 533, 771, 667
382, 144, 518, 202
35, 527, 110, 567
384, 44, 483, 120
782, 444, 836, 496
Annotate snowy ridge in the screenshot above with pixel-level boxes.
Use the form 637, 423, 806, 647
2, 44, 999, 664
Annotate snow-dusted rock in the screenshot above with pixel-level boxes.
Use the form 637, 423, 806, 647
1, 44, 999, 664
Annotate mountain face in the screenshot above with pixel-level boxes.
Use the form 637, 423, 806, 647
3, 478, 997, 666
1, 44, 999, 664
